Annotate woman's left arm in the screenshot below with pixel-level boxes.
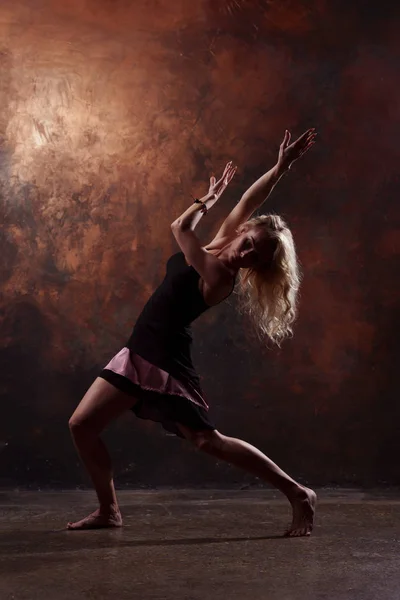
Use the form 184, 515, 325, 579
171, 162, 237, 289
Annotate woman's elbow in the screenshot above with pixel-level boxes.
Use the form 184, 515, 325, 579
171, 219, 191, 232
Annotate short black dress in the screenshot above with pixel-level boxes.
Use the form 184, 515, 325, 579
99, 251, 235, 438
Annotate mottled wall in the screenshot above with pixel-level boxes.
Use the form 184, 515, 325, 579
0, 0, 399, 488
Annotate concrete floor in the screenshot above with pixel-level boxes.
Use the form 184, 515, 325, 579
0, 489, 399, 600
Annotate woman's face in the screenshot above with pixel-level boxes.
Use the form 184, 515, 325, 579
229, 226, 271, 269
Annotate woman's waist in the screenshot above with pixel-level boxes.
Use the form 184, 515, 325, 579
128, 321, 193, 345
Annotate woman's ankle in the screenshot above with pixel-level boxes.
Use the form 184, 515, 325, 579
281, 481, 304, 503
99, 501, 120, 515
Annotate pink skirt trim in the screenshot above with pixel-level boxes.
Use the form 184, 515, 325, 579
103, 347, 209, 410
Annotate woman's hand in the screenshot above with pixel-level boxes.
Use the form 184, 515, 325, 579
204, 161, 237, 203
278, 128, 317, 170
173, 161, 237, 232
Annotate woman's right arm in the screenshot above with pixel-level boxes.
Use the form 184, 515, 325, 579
209, 128, 317, 242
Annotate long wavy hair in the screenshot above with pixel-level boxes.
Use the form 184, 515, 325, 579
234, 214, 302, 348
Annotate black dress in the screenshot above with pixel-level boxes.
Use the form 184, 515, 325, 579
99, 251, 235, 437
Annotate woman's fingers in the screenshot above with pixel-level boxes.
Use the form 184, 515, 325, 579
295, 131, 317, 153
222, 168, 235, 187
226, 165, 237, 184
301, 136, 316, 151
216, 162, 232, 186
216, 162, 236, 187
223, 161, 233, 175
281, 130, 291, 148
294, 128, 316, 147
299, 137, 316, 156
301, 128, 316, 140
212, 164, 237, 196
278, 127, 317, 166
283, 127, 317, 151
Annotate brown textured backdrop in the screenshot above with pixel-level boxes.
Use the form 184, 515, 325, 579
0, 0, 399, 488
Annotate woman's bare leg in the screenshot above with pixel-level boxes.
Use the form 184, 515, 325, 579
67, 377, 137, 530
176, 425, 316, 537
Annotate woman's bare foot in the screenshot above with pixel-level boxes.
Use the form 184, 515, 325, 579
66, 507, 123, 530
284, 485, 317, 537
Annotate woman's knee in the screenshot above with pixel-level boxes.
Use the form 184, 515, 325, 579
68, 377, 136, 437
68, 406, 102, 438
68, 414, 96, 438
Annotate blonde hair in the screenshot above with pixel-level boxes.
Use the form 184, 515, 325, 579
234, 214, 302, 348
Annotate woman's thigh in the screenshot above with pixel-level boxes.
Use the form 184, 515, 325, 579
69, 377, 138, 435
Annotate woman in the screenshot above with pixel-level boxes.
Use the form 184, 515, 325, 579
67, 128, 317, 537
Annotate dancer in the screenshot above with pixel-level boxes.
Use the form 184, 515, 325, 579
67, 128, 317, 536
